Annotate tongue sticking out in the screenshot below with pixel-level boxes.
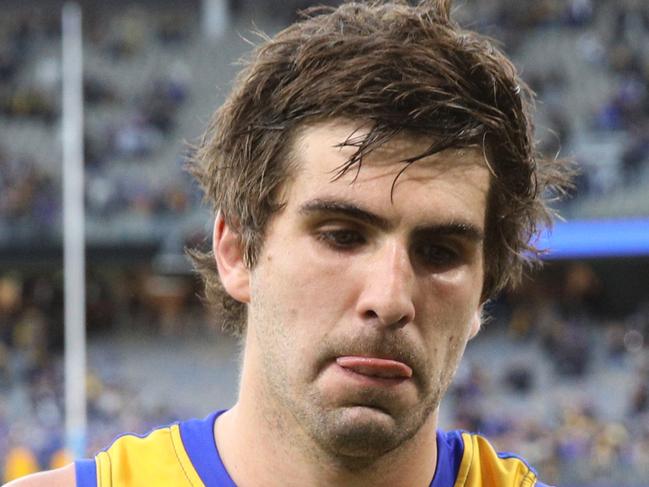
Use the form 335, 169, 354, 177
336, 356, 413, 379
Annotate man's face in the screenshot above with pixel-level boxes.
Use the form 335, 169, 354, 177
244, 120, 489, 460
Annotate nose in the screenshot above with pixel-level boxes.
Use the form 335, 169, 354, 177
355, 239, 416, 329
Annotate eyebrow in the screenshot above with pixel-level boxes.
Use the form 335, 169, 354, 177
298, 198, 485, 242
300, 199, 391, 229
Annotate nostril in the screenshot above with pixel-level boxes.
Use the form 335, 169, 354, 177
388, 314, 411, 329
363, 309, 379, 320
394, 315, 410, 328
362, 308, 411, 329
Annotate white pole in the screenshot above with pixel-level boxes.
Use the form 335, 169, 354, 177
202, 0, 229, 40
62, 2, 87, 459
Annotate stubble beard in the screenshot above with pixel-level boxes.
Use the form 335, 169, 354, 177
255, 320, 450, 469
249, 286, 466, 470
298, 385, 442, 469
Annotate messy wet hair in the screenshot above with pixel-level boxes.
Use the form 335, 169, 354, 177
189, 0, 572, 335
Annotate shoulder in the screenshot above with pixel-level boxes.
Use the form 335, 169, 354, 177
442, 430, 551, 487
94, 421, 204, 486
98, 422, 181, 462
2, 463, 76, 487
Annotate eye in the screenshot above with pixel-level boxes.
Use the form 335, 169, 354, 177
316, 228, 366, 250
413, 242, 459, 269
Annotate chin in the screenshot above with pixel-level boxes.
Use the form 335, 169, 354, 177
313, 405, 419, 462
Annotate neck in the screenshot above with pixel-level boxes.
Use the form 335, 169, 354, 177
214, 336, 439, 487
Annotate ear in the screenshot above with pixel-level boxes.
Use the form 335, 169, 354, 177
213, 213, 250, 303
468, 306, 483, 340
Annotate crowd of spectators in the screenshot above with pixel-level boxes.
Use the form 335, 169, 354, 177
2, 0, 649, 248
447, 263, 649, 485
0, 5, 198, 244
0, 13, 60, 124
2, 1, 649, 485
0, 267, 209, 483
1, 262, 648, 485
0, 149, 60, 240
465, 0, 649, 207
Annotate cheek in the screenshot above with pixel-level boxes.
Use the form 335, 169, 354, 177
430, 256, 484, 301
270, 239, 358, 320
423, 326, 471, 393
418, 280, 478, 373
424, 260, 483, 333
252, 245, 356, 352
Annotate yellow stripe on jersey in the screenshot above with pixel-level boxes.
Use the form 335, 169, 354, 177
83, 413, 548, 487
455, 432, 539, 487
95, 424, 205, 487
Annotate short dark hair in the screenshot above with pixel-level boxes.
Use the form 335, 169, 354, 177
189, 0, 572, 335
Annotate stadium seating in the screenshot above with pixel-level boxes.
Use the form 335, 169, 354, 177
2, 1, 649, 485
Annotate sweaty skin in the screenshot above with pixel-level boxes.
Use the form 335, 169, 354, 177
214, 120, 489, 487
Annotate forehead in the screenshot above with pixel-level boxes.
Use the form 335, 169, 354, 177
285, 120, 490, 220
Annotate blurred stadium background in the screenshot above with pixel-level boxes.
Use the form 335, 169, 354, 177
1, 0, 649, 485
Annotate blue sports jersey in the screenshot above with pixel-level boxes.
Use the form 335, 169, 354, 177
75, 410, 550, 486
